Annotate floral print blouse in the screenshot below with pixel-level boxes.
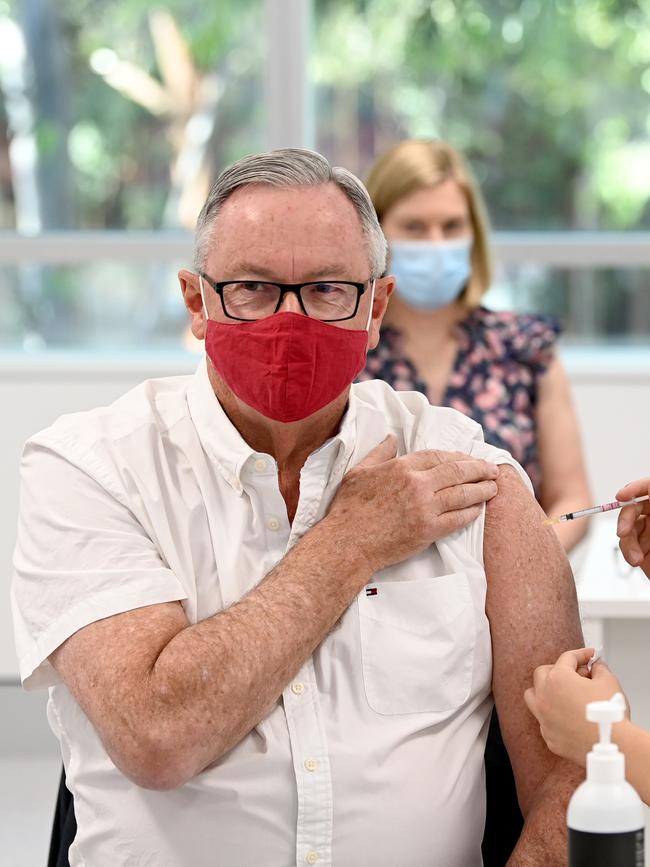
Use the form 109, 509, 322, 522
358, 307, 561, 498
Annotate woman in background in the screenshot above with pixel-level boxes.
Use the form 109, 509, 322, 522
360, 139, 593, 866
360, 138, 591, 551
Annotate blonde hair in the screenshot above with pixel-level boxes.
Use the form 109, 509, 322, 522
365, 139, 492, 307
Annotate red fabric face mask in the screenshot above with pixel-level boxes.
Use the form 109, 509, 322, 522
204, 309, 372, 423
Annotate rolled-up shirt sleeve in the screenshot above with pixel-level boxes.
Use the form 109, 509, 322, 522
12, 440, 187, 690
469, 437, 534, 493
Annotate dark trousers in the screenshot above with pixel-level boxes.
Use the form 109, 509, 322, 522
48, 769, 76, 867
482, 709, 524, 866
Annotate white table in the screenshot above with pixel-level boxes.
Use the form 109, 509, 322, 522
573, 513, 650, 650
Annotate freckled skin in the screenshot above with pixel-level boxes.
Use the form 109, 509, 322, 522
485, 465, 584, 865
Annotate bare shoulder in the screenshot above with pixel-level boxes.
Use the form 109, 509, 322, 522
483, 463, 580, 634
484, 464, 557, 561
540, 352, 567, 381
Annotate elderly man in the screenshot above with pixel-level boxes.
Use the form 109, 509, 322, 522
13, 149, 583, 866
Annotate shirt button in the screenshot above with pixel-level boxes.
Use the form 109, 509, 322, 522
267, 517, 280, 531
305, 852, 319, 865
254, 458, 267, 472
304, 758, 319, 772
291, 682, 305, 695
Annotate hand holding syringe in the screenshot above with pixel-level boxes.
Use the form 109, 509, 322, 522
615, 478, 650, 578
544, 477, 650, 579
543, 495, 649, 526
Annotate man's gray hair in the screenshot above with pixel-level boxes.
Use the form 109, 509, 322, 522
193, 148, 387, 277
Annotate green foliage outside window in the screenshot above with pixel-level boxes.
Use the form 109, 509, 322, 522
0, 0, 264, 231
1, 0, 649, 231
314, 0, 650, 230
0, 0, 649, 349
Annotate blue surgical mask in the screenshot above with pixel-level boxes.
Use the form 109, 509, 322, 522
388, 238, 472, 310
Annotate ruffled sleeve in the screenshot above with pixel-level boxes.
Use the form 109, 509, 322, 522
466, 308, 561, 375
507, 312, 561, 373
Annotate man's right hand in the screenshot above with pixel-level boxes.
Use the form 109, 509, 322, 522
325, 434, 499, 574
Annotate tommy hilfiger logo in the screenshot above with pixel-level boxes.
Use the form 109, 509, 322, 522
365, 587, 378, 596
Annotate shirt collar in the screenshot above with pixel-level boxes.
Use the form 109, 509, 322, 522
186, 361, 255, 494
186, 360, 359, 494
325, 388, 358, 486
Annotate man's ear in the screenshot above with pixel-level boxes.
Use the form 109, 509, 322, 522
368, 275, 394, 350
178, 269, 206, 340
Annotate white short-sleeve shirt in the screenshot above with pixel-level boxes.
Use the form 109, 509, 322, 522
12, 363, 530, 867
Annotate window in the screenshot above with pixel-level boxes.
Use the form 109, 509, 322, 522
0, 0, 264, 232
313, 0, 650, 231
1, 0, 649, 351
311, 0, 650, 346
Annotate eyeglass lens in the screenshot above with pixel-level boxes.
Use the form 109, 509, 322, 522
222, 281, 359, 320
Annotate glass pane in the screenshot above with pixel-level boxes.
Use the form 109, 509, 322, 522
0, 262, 200, 353
0, 0, 264, 232
0, 261, 647, 352
312, 0, 650, 231
485, 267, 650, 345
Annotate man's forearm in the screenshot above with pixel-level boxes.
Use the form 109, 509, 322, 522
135, 515, 371, 787
507, 758, 583, 866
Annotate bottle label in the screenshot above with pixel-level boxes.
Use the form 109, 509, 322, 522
569, 828, 644, 866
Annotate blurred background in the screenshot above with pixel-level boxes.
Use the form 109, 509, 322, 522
1, 2, 650, 864
0, 0, 649, 348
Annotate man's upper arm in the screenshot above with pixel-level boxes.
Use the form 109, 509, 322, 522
484, 464, 584, 813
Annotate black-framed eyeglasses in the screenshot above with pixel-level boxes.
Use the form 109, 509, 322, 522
200, 273, 371, 322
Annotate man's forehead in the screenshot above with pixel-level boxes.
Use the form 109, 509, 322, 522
214, 247, 362, 281
217, 181, 360, 225
205, 183, 370, 276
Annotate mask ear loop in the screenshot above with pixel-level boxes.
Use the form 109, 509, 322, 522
198, 273, 209, 322
364, 278, 376, 331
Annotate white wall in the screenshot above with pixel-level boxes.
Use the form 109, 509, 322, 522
564, 348, 650, 504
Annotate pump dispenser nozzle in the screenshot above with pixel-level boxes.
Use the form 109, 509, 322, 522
567, 691, 644, 866
583, 692, 626, 784
587, 692, 626, 748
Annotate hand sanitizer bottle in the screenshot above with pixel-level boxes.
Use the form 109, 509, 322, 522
567, 693, 645, 866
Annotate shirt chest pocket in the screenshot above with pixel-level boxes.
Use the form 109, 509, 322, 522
357, 572, 476, 716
